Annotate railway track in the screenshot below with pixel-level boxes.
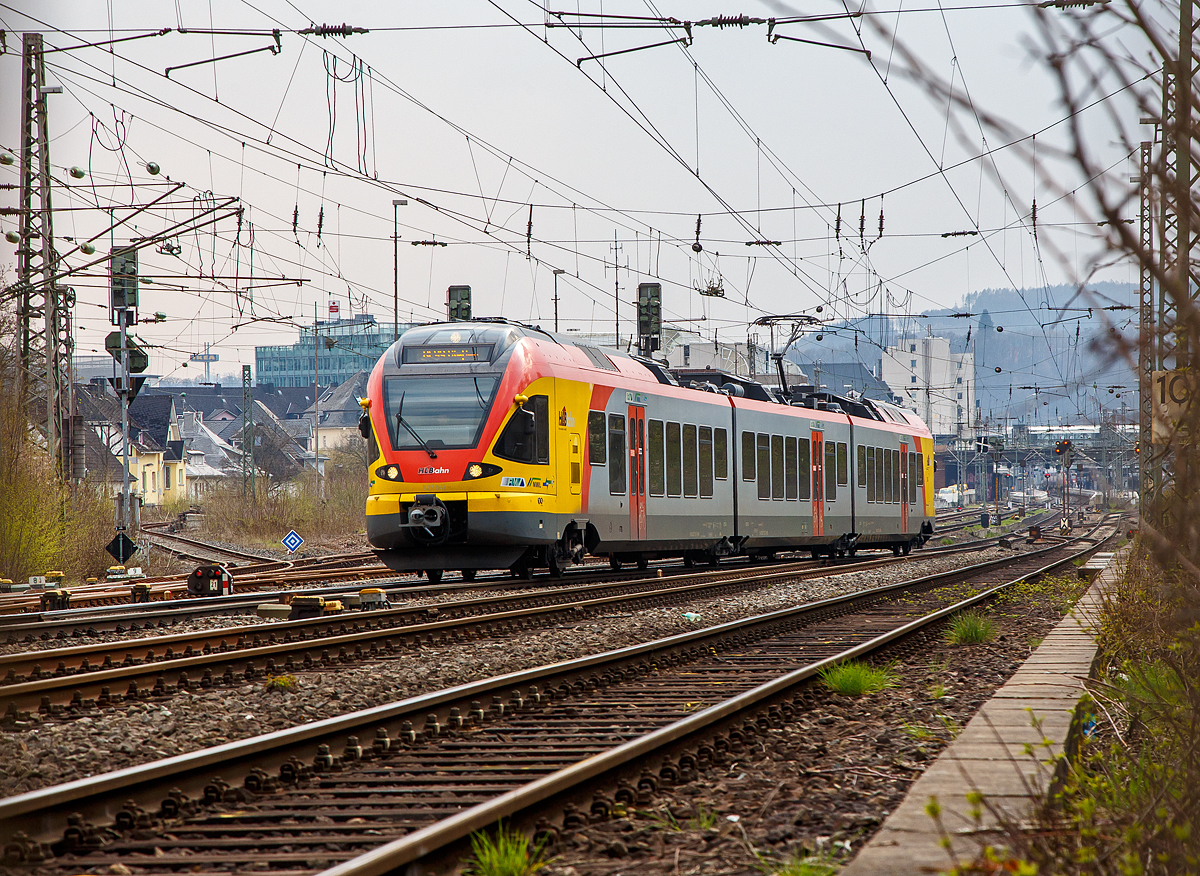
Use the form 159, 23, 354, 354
139, 522, 282, 567
0, 533, 1051, 716
0, 515, 1121, 873
0, 510, 1063, 645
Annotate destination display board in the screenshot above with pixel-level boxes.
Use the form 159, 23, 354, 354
402, 344, 493, 363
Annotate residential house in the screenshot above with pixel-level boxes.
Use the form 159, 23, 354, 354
302, 370, 370, 454
74, 382, 177, 508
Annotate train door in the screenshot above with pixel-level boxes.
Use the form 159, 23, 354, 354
811, 430, 824, 536
569, 434, 582, 496
628, 405, 646, 539
900, 444, 909, 533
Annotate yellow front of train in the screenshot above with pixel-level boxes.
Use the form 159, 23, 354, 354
362, 322, 591, 579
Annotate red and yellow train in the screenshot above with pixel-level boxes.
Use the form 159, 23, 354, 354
361, 320, 935, 581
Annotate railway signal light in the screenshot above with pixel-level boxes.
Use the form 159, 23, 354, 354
637, 282, 662, 354
104, 331, 149, 374
447, 285, 472, 321
110, 247, 139, 316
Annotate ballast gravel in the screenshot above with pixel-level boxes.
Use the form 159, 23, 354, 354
0, 544, 1037, 798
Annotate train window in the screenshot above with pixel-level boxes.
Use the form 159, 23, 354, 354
666, 422, 682, 497
882, 447, 892, 503
494, 395, 549, 465
648, 420, 665, 496
588, 411, 606, 465
534, 396, 550, 465
385, 374, 499, 451
699, 426, 714, 498
797, 437, 811, 500
683, 424, 699, 497
857, 445, 866, 488
742, 431, 756, 482
714, 428, 728, 480
909, 454, 917, 504
785, 437, 798, 501
873, 447, 881, 502
892, 449, 902, 504
836, 442, 848, 486
916, 452, 925, 487
866, 447, 875, 503
608, 415, 626, 494
825, 440, 837, 501
757, 433, 771, 500
771, 435, 785, 500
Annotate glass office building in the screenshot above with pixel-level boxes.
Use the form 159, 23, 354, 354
255, 314, 416, 388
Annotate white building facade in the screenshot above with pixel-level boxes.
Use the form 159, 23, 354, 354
880, 333, 974, 436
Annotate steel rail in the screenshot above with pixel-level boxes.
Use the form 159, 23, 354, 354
0, 509, 1061, 641
0, 517, 1117, 848
0, 527, 1062, 712
322, 520, 1119, 876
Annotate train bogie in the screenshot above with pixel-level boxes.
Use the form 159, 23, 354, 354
363, 320, 935, 576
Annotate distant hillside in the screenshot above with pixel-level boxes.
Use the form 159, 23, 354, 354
786, 282, 1137, 422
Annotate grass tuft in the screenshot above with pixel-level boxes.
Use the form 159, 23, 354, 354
463, 823, 550, 876
818, 660, 896, 696
760, 853, 840, 876
946, 611, 997, 645
265, 674, 298, 692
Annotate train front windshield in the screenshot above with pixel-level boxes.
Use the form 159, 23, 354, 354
383, 375, 499, 451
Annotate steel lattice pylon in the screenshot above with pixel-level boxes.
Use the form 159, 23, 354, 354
242, 365, 255, 500
12, 33, 73, 477
1138, 1, 1199, 523
1139, 141, 1157, 513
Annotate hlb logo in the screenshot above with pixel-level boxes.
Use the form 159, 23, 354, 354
417, 466, 450, 476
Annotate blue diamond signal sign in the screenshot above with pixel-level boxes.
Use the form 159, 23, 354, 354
281, 530, 305, 553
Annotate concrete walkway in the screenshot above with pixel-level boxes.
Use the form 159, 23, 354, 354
840, 547, 1124, 876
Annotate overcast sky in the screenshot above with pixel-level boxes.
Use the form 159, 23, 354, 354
0, 1, 1156, 387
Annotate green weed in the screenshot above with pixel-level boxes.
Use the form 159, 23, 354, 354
819, 661, 896, 696
640, 805, 720, 831
929, 681, 949, 699
946, 611, 997, 645
265, 673, 298, 692
759, 852, 839, 876
903, 722, 938, 742
462, 823, 550, 876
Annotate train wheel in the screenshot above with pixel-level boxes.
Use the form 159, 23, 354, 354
425, 569, 444, 584
548, 554, 565, 578
461, 569, 476, 582
707, 554, 719, 567
609, 556, 623, 571
891, 545, 901, 557
511, 562, 534, 580
902, 541, 912, 556
683, 553, 695, 568
637, 558, 649, 570
811, 549, 821, 560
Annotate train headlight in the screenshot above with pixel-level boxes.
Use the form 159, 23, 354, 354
375, 464, 404, 482
463, 462, 502, 480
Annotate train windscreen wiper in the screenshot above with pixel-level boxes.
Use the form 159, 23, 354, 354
395, 394, 438, 458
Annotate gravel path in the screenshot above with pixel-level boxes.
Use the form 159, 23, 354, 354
0, 544, 1035, 797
